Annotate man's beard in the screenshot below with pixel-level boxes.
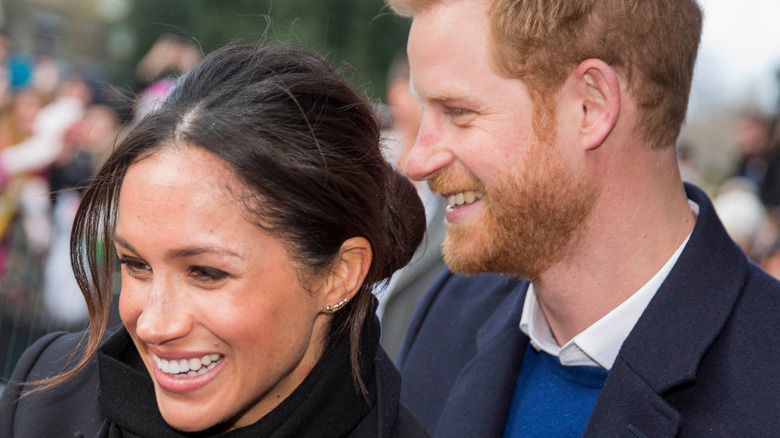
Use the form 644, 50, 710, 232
429, 140, 596, 281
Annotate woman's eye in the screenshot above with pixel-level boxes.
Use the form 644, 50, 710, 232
118, 258, 151, 277
189, 266, 229, 282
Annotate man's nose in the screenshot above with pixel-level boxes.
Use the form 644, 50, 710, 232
404, 111, 454, 181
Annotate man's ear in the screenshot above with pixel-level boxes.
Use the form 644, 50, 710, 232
573, 59, 621, 151
319, 237, 372, 314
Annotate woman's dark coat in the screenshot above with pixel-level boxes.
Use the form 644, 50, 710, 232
0, 316, 429, 438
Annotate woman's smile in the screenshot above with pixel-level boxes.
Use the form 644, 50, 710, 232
151, 352, 228, 394
153, 353, 223, 378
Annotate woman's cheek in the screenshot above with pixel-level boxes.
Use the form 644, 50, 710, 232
118, 281, 142, 328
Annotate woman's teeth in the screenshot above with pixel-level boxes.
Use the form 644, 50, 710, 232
154, 354, 223, 378
446, 190, 485, 208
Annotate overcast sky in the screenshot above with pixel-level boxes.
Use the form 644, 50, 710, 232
689, 0, 780, 120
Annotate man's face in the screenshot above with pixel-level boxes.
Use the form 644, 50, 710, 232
406, 0, 596, 279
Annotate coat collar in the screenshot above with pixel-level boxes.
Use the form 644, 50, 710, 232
586, 183, 748, 436
434, 279, 530, 438
97, 316, 384, 437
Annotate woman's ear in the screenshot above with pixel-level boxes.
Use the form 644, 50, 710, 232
319, 237, 372, 314
572, 59, 621, 151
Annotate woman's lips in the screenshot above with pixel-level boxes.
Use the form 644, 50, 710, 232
151, 352, 227, 393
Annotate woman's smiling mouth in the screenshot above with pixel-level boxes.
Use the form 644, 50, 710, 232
153, 353, 224, 378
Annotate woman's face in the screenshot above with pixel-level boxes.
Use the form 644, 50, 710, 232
115, 145, 331, 432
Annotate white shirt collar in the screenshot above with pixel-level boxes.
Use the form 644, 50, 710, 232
519, 201, 699, 369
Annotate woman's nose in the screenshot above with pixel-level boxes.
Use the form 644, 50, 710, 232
134, 278, 192, 345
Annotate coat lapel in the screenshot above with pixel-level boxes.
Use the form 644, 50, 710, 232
434, 282, 530, 438
586, 184, 747, 437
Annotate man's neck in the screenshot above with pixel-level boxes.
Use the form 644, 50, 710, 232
532, 153, 696, 346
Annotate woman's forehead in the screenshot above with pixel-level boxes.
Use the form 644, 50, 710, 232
115, 145, 275, 257
119, 146, 247, 220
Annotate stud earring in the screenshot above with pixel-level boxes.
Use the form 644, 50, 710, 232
321, 297, 349, 313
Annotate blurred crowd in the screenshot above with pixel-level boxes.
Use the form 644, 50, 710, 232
0, 31, 201, 380
702, 110, 780, 279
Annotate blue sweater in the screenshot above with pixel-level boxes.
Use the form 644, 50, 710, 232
504, 345, 609, 438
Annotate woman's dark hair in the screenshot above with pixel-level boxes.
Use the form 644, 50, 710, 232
47, 45, 425, 395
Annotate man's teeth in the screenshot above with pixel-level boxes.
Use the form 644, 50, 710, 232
446, 190, 485, 208
154, 354, 223, 378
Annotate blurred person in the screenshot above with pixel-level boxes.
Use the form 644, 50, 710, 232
0, 88, 47, 321
3, 14, 67, 101
752, 116, 780, 260
0, 89, 47, 246
0, 75, 90, 261
133, 34, 202, 121
0, 32, 13, 110
713, 177, 767, 259
0, 31, 11, 67
378, 52, 447, 360
29, 13, 65, 99
42, 104, 120, 330
387, 0, 780, 436
0, 88, 47, 149
135, 34, 202, 87
0, 74, 90, 177
0, 88, 49, 384
0, 80, 94, 382
761, 237, 780, 279
759, 114, 780, 207
385, 51, 423, 170
733, 111, 772, 189
676, 142, 701, 186
0, 45, 430, 437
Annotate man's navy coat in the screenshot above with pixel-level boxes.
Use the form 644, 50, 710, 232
397, 184, 780, 437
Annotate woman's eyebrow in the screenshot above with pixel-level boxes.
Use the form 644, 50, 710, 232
114, 235, 242, 259
167, 246, 243, 259
113, 235, 136, 253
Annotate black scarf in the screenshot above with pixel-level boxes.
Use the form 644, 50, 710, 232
96, 317, 379, 437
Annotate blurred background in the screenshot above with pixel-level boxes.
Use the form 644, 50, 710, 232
2, 0, 780, 384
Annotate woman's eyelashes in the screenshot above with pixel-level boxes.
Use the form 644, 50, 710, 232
117, 256, 229, 283
188, 266, 229, 282
118, 257, 152, 278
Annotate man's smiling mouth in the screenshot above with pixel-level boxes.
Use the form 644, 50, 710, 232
445, 190, 485, 208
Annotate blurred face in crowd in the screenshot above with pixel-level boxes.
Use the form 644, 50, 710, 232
388, 75, 423, 172
405, 0, 595, 279
736, 115, 771, 159
13, 90, 45, 139
115, 145, 331, 432
762, 250, 780, 280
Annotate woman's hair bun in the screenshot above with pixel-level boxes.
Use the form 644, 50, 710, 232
381, 163, 427, 279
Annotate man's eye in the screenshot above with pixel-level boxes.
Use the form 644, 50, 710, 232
189, 266, 229, 282
446, 107, 471, 117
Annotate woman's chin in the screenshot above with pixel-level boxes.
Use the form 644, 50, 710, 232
155, 395, 224, 433
162, 412, 221, 434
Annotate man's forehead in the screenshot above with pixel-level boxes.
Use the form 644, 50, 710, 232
406, 0, 494, 98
